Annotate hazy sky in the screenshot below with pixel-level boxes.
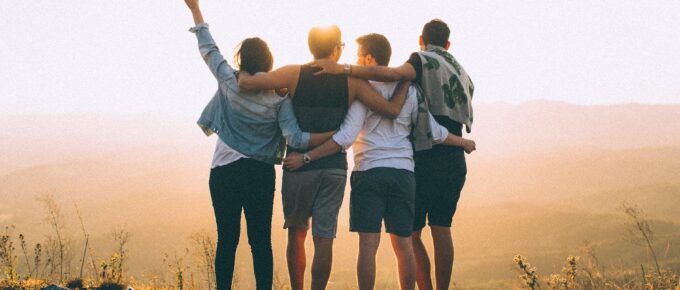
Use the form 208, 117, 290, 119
2, 0, 680, 115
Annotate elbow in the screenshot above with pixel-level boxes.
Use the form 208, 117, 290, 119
288, 133, 309, 150
385, 108, 400, 119
199, 44, 217, 57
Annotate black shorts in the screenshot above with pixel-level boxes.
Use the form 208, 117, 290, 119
349, 167, 416, 237
413, 146, 467, 230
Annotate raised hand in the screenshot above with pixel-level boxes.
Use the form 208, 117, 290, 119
184, 0, 199, 11
184, 0, 204, 25
310, 59, 344, 76
283, 152, 305, 171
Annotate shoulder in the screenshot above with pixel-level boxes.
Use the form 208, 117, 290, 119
406, 87, 418, 107
274, 65, 301, 77
407, 52, 421, 66
407, 85, 418, 98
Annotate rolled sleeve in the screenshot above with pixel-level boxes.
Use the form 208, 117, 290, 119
278, 98, 310, 150
429, 113, 449, 144
189, 23, 236, 82
332, 102, 367, 149
188, 22, 210, 33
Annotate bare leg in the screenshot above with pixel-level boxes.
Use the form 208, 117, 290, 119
357, 233, 381, 290
311, 236, 334, 290
390, 234, 416, 290
430, 226, 453, 290
287, 227, 308, 290
411, 229, 433, 290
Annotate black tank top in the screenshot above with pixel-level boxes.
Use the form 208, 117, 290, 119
288, 64, 349, 171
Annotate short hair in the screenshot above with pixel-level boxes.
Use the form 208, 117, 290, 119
422, 19, 450, 47
356, 33, 391, 66
308, 25, 342, 59
234, 37, 274, 75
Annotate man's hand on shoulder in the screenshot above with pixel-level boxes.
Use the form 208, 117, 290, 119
310, 59, 345, 76
239, 65, 299, 91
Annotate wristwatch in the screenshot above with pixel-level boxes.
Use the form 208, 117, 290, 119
303, 153, 312, 164
343, 63, 352, 76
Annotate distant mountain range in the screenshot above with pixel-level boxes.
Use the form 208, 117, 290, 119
471, 100, 680, 156
1, 101, 679, 288
2, 101, 678, 171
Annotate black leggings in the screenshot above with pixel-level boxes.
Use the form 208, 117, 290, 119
209, 158, 275, 290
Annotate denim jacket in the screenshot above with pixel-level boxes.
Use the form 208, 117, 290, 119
190, 23, 309, 164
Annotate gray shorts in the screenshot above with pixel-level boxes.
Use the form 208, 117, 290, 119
281, 168, 347, 238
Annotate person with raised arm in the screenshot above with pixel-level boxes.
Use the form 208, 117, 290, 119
283, 33, 475, 290
183, 1, 337, 289
310, 20, 475, 290
238, 25, 410, 290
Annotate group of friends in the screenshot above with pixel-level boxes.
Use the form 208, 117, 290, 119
184, 0, 476, 289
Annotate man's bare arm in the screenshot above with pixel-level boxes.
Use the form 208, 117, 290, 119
312, 59, 416, 82
350, 79, 409, 119
308, 131, 336, 147
282, 140, 343, 171
238, 65, 299, 91
442, 135, 476, 154
427, 112, 477, 154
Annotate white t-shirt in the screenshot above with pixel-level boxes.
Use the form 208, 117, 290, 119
211, 138, 248, 168
331, 81, 449, 172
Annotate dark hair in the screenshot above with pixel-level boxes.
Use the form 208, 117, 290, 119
234, 37, 273, 75
308, 25, 342, 59
356, 33, 391, 66
422, 19, 450, 47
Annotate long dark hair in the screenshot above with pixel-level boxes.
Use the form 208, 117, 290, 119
234, 37, 273, 75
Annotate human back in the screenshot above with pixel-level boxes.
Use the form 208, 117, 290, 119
350, 81, 417, 171
292, 65, 349, 133
286, 25, 350, 171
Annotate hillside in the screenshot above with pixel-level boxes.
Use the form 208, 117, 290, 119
1, 101, 680, 288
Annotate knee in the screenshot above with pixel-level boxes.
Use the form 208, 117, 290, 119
217, 235, 239, 251
312, 236, 334, 249
359, 234, 381, 253
250, 239, 271, 249
288, 228, 308, 246
411, 230, 424, 243
431, 226, 452, 238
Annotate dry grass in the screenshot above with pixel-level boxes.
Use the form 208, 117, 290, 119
2, 194, 679, 289
512, 203, 679, 290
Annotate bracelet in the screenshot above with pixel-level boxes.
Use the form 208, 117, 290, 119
343, 63, 352, 76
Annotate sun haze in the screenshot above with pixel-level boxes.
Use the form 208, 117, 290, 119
2, 1, 680, 116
